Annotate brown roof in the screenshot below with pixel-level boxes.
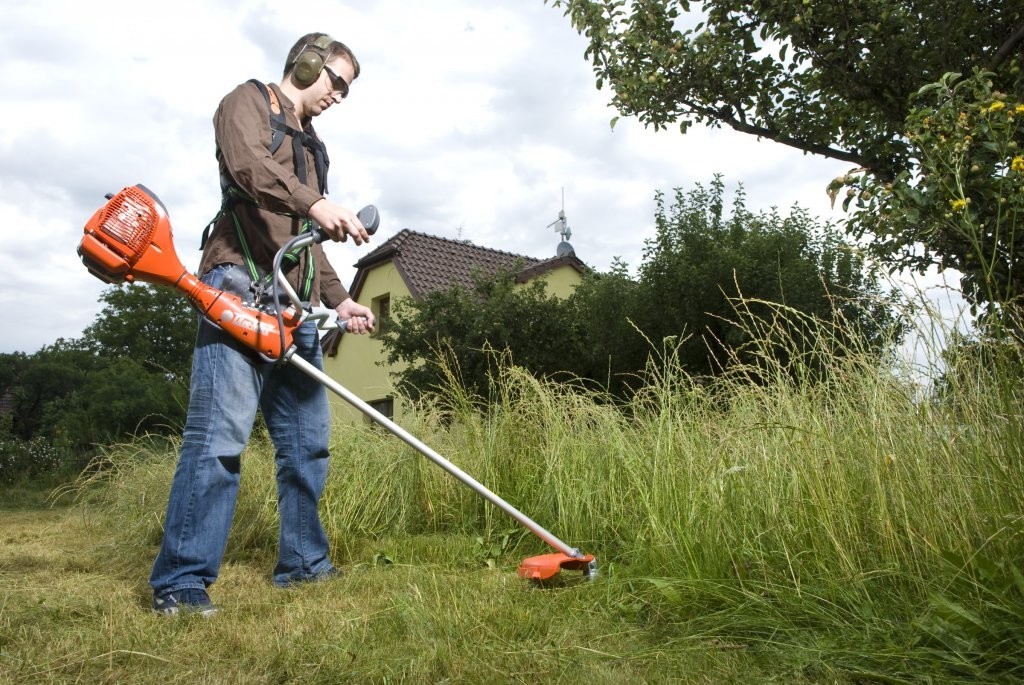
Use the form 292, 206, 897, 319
348, 229, 586, 300
514, 254, 587, 284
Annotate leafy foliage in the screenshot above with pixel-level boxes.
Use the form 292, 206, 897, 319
0, 284, 195, 474
560, 258, 642, 394
380, 177, 902, 400
589, 176, 903, 390
80, 283, 197, 380
839, 70, 1024, 323
550, 1, 1024, 322
45, 356, 189, 450
0, 429, 64, 485
549, 0, 1022, 179
378, 267, 588, 402
1, 341, 102, 440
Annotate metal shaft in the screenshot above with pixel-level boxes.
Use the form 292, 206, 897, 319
285, 352, 584, 559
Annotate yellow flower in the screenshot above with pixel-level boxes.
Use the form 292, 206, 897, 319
950, 198, 968, 211
1012, 156, 1024, 173
1015, 104, 1024, 115
988, 101, 1006, 113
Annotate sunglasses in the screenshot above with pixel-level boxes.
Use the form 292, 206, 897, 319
322, 65, 350, 99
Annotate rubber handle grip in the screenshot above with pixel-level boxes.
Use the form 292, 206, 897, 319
308, 204, 379, 244
357, 204, 380, 235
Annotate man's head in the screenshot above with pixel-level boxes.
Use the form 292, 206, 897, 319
284, 33, 360, 85
283, 33, 359, 118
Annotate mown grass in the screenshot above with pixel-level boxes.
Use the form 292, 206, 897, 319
1, 501, 759, 683
3, 302, 1023, 683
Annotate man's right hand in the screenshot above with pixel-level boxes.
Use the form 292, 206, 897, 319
308, 198, 369, 245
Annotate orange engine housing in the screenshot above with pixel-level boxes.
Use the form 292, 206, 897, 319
78, 185, 300, 360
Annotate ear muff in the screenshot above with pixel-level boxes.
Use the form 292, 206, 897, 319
292, 35, 335, 87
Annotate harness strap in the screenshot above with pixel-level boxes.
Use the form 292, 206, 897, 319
252, 79, 330, 194
227, 208, 316, 302
254, 79, 288, 154
201, 80, 327, 301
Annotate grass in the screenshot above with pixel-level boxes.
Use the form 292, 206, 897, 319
3, 303, 1024, 683
0, 504, 760, 683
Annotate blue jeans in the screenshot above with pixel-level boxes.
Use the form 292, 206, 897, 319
150, 264, 335, 595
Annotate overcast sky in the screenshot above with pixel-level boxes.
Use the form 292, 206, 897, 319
0, 0, 963, 356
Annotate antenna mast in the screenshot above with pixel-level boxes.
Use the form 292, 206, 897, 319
547, 187, 576, 257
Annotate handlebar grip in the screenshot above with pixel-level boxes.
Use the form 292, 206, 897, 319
308, 205, 379, 243
357, 205, 380, 235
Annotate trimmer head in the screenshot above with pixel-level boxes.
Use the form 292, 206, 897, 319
518, 553, 597, 581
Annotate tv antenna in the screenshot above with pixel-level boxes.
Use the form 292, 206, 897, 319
547, 188, 575, 256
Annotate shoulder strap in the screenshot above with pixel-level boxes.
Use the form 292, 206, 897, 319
247, 79, 288, 154
244, 79, 328, 193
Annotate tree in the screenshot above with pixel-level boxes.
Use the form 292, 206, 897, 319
45, 357, 188, 450
1, 340, 107, 439
80, 284, 197, 380
0, 285, 195, 455
549, 0, 1022, 179
550, 0, 1024, 326
562, 258, 644, 395
585, 176, 903, 388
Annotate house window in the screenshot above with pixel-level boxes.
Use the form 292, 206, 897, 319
372, 294, 391, 333
367, 397, 394, 425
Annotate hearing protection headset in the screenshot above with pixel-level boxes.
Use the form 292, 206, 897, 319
292, 35, 335, 87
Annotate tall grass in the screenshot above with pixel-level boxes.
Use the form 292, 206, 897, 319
77, 298, 1024, 682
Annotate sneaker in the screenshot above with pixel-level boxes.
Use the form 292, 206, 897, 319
274, 566, 342, 588
312, 566, 342, 583
153, 588, 219, 616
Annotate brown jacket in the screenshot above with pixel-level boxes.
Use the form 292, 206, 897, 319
198, 81, 349, 307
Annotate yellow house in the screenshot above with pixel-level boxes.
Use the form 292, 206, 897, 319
321, 229, 587, 425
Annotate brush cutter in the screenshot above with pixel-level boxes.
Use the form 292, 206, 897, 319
78, 184, 597, 582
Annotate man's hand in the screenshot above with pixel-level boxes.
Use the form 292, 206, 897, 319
309, 198, 370, 245
335, 298, 375, 334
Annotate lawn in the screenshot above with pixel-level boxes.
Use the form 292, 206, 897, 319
2, 498, 771, 684
3, 340, 1023, 683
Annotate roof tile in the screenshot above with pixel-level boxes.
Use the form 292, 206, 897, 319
351, 230, 554, 299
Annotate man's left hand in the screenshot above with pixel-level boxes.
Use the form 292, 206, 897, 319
335, 298, 375, 334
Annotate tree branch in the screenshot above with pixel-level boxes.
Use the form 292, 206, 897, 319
706, 105, 883, 174
993, 23, 1024, 68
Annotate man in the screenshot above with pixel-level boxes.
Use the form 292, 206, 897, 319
150, 32, 374, 615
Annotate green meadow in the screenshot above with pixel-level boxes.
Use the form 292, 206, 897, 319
3, 310, 1023, 684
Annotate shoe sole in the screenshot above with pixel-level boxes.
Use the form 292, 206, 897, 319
154, 605, 219, 617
